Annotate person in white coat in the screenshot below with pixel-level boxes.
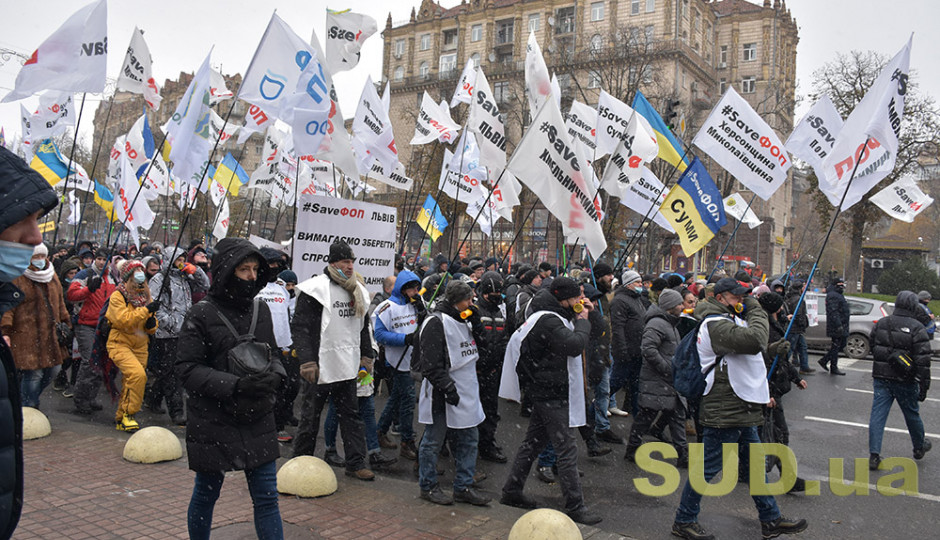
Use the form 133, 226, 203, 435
416, 280, 491, 506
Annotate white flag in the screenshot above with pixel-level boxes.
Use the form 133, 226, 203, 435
324, 9, 378, 74
114, 154, 155, 248
208, 69, 234, 105
618, 168, 674, 232
3, 0, 107, 102
565, 100, 598, 162
116, 27, 162, 110
123, 113, 169, 201
208, 110, 239, 147
467, 191, 499, 236
524, 32, 553, 118
438, 151, 487, 203
241, 14, 317, 121
869, 176, 933, 223
596, 90, 646, 158
692, 87, 791, 201
722, 193, 763, 229
467, 68, 507, 174
599, 112, 659, 198
67, 191, 81, 226
368, 160, 414, 191
177, 180, 198, 211
820, 37, 912, 210
30, 93, 75, 140
412, 92, 460, 145
507, 101, 606, 256
212, 196, 230, 240
785, 95, 843, 179
162, 53, 214, 187
237, 104, 272, 145
351, 76, 398, 175
451, 59, 477, 107
19, 105, 33, 154
289, 49, 333, 156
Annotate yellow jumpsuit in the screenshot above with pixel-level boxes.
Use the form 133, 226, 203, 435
106, 290, 157, 422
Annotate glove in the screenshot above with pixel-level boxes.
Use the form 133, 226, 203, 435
299, 362, 319, 383
182, 263, 198, 275
87, 275, 102, 293
146, 300, 162, 313
144, 316, 156, 330
768, 339, 791, 359
404, 333, 416, 347
236, 372, 281, 397
919, 383, 929, 402
360, 356, 374, 373
444, 388, 460, 406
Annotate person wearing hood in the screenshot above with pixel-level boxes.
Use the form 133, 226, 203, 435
142, 256, 161, 281
609, 270, 648, 418
1, 243, 71, 409
818, 277, 850, 375
513, 269, 542, 325
624, 289, 688, 466
291, 240, 377, 481
187, 246, 211, 304
500, 278, 602, 525
868, 290, 933, 471
175, 238, 287, 539
916, 290, 935, 339
107, 260, 159, 432
68, 250, 123, 414
146, 247, 209, 425
373, 269, 424, 462
416, 280, 490, 507
784, 281, 813, 374
474, 270, 512, 463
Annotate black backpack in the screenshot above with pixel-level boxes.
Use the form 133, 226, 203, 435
672, 314, 727, 399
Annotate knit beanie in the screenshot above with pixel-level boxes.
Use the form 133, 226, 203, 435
328, 239, 355, 263
444, 279, 474, 305
32, 243, 49, 257
758, 291, 784, 314
550, 277, 582, 301
593, 261, 614, 280
658, 288, 683, 311
621, 270, 642, 287
119, 260, 145, 283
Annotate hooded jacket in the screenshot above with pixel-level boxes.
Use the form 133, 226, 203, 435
517, 289, 591, 402
638, 304, 682, 410
610, 285, 647, 364
475, 271, 511, 374
870, 291, 932, 388
175, 238, 285, 472
784, 284, 809, 335
149, 246, 210, 339
67, 265, 120, 327
373, 269, 422, 349
825, 285, 850, 338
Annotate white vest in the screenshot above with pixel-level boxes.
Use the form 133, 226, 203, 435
418, 313, 485, 429
256, 282, 292, 349
698, 315, 770, 404
499, 311, 587, 428
296, 274, 371, 385
372, 298, 418, 372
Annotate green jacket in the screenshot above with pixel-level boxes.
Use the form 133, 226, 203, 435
695, 296, 769, 428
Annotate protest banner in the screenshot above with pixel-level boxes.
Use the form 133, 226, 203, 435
723, 192, 763, 228
785, 95, 843, 179
693, 87, 790, 201
618, 168, 674, 233
869, 176, 934, 223
467, 68, 507, 173
565, 100, 598, 162
293, 194, 397, 293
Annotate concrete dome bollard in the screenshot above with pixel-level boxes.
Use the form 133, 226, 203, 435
508, 509, 583, 540
277, 456, 337, 498
21, 407, 51, 440
122, 426, 183, 463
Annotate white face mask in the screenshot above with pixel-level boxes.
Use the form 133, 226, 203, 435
31, 258, 47, 270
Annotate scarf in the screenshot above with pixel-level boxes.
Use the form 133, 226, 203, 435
326, 265, 367, 318
118, 280, 150, 308
24, 265, 55, 283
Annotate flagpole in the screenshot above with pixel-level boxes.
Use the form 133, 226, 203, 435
397, 144, 437, 253
73, 93, 115, 248
104, 133, 169, 254
768, 137, 870, 381
50, 93, 86, 247
498, 195, 540, 261
705, 192, 758, 281
207, 145, 249, 246
289, 153, 301, 260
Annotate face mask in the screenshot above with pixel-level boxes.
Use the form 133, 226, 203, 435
31, 258, 46, 270
0, 240, 36, 282
230, 276, 257, 299
288, 288, 295, 299
133, 272, 146, 284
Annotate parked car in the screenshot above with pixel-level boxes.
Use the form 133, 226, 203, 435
803, 293, 891, 359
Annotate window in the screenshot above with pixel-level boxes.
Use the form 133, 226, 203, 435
439, 53, 457, 74
588, 71, 602, 89
719, 45, 728, 67
393, 66, 404, 81
470, 53, 481, 68
556, 7, 575, 34
528, 14, 540, 33
741, 76, 756, 94
394, 39, 405, 58
645, 25, 655, 43
591, 2, 605, 21
629, 27, 641, 44
646, 0, 655, 12
642, 65, 653, 84
743, 43, 756, 61
719, 78, 727, 94
420, 34, 431, 51
631, 0, 640, 15
419, 61, 429, 78
493, 81, 510, 104
442, 29, 458, 50
681, 0, 689, 18
471, 24, 482, 42
496, 19, 514, 45
590, 34, 604, 52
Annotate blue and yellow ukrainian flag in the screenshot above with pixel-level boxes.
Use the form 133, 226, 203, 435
633, 91, 690, 172
212, 152, 248, 197
93, 180, 118, 222
30, 139, 70, 186
415, 194, 448, 242
659, 157, 726, 256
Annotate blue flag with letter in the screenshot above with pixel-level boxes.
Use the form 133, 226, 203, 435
416, 194, 448, 242
659, 157, 726, 255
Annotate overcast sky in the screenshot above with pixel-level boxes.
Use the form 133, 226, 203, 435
0, 0, 934, 149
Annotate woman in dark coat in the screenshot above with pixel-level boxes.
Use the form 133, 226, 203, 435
176, 238, 286, 540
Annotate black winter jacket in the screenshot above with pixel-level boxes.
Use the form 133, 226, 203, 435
825, 288, 850, 338
291, 280, 375, 369
517, 289, 590, 402
176, 239, 286, 473
765, 313, 801, 399
419, 303, 483, 414
784, 286, 809, 335
0, 282, 24, 540
610, 286, 647, 364
870, 291, 932, 390
474, 296, 512, 375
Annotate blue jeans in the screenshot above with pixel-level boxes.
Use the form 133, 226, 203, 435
377, 370, 416, 442
418, 405, 478, 492
869, 378, 926, 455
675, 426, 781, 524
187, 460, 283, 540
19, 365, 60, 408
325, 394, 380, 453
788, 333, 809, 370
593, 366, 612, 433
